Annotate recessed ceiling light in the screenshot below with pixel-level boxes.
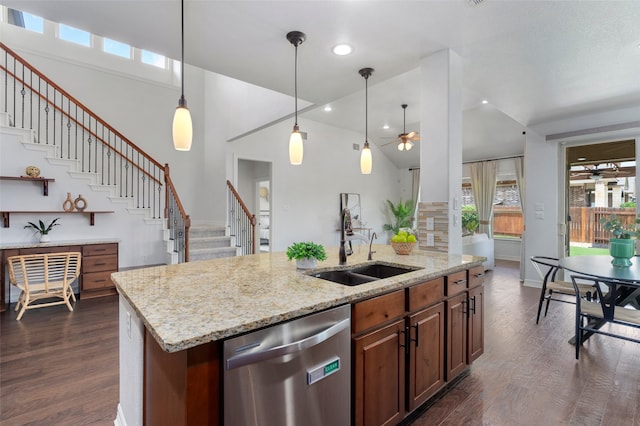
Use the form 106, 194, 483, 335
383, 124, 389, 129
481, 100, 488, 104
324, 105, 332, 112
577, 157, 587, 161
332, 44, 352, 56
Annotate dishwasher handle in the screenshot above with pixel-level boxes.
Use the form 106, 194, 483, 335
226, 318, 350, 370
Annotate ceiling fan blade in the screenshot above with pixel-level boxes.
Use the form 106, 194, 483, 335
406, 131, 418, 139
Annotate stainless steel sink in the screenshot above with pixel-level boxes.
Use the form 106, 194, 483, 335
349, 263, 419, 279
308, 262, 422, 286
309, 270, 378, 286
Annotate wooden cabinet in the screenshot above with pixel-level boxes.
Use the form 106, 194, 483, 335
407, 301, 445, 411
0, 241, 118, 310
445, 266, 485, 381
81, 243, 118, 298
467, 267, 485, 363
353, 318, 406, 426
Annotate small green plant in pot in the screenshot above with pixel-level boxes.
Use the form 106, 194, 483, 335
600, 214, 640, 267
24, 217, 60, 243
286, 241, 327, 269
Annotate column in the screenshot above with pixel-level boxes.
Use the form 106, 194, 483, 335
417, 49, 463, 254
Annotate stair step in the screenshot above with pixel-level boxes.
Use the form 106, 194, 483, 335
189, 236, 232, 250
189, 246, 237, 261
189, 225, 226, 238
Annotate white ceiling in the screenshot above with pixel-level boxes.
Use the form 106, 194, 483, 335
6, 0, 640, 168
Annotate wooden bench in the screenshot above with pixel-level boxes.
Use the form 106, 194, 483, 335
7, 252, 81, 320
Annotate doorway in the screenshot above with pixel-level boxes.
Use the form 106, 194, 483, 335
237, 159, 272, 253
565, 140, 636, 256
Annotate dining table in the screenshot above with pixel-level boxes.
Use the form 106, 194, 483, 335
559, 255, 640, 344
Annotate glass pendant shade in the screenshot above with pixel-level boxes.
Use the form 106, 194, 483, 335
173, 101, 192, 151
398, 142, 404, 151
289, 126, 303, 165
360, 141, 372, 174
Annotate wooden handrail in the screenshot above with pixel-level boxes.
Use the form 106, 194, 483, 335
165, 164, 190, 224
1, 64, 162, 186
226, 180, 257, 226
0, 42, 163, 171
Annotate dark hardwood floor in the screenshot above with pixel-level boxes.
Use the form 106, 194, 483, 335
2, 260, 640, 425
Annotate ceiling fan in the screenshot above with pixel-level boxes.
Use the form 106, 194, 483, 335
570, 163, 634, 181
383, 104, 420, 151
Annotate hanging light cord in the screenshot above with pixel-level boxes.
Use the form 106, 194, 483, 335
179, 0, 185, 104
294, 43, 298, 126
364, 74, 368, 142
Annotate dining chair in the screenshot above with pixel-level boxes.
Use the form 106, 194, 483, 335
570, 274, 640, 360
530, 256, 599, 324
7, 252, 81, 320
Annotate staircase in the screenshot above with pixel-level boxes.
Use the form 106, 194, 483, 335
188, 226, 237, 261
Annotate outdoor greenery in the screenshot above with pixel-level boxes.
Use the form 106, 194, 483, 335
383, 199, 415, 234
24, 217, 60, 235
286, 241, 327, 261
620, 201, 636, 208
461, 205, 479, 234
599, 213, 640, 239
569, 246, 609, 256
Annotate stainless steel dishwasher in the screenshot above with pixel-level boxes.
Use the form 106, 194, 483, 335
223, 304, 351, 426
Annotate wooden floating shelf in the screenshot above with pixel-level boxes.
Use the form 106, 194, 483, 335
1, 211, 114, 228
0, 176, 55, 196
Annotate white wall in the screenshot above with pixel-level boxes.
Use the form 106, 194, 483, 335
227, 119, 408, 252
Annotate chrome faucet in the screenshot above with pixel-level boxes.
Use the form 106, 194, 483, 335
339, 208, 347, 265
368, 232, 377, 260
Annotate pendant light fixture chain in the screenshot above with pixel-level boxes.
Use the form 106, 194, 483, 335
180, 0, 185, 104
359, 67, 373, 142
287, 31, 306, 126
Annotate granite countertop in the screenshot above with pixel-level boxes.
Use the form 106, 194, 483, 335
111, 245, 484, 353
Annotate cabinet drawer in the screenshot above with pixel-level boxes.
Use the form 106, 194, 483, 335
468, 266, 485, 289
407, 277, 444, 312
446, 271, 467, 296
82, 271, 115, 290
83, 243, 118, 257
20, 246, 82, 255
352, 290, 405, 334
83, 254, 118, 272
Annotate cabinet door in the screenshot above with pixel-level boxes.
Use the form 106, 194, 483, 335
446, 293, 467, 381
354, 319, 405, 426
407, 302, 444, 411
467, 285, 484, 363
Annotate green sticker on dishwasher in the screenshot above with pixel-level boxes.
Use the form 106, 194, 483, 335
324, 359, 339, 375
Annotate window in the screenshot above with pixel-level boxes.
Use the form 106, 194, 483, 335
103, 38, 131, 59
59, 24, 90, 47
141, 50, 166, 68
8, 9, 44, 33
462, 180, 523, 238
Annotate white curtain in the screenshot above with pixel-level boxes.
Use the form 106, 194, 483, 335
469, 161, 498, 237
411, 168, 420, 227
515, 157, 526, 281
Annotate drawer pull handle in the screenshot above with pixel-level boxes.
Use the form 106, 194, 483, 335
94, 263, 106, 266
94, 279, 106, 283
454, 279, 467, 285
474, 273, 485, 278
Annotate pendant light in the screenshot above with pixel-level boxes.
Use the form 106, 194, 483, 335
359, 68, 374, 174
172, 0, 192, 151
287, 31, 306, 165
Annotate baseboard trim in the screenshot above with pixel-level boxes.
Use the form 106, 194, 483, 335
114, 403, 127, 426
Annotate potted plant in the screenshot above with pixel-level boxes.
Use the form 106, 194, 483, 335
286, 241, 327, 269
383, 199, 415, 235
599, 213, 640, 266
24, 217, 60, 243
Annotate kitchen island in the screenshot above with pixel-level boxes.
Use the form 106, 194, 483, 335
112, 245, 485, 426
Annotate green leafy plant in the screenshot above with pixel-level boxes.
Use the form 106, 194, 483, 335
600, 214, 640, 239
461, 205, 479, 234
383, 199, 415, 235
286, 241, 327, 261
24, 217, 60, 235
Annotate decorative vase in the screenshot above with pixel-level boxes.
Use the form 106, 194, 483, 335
63, 192, 74, 212
24, 165, 40, 178
296, 258, 318, 269
39, 234, 51, 243
74, 194, 87, 212
610, 238, 635, 267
